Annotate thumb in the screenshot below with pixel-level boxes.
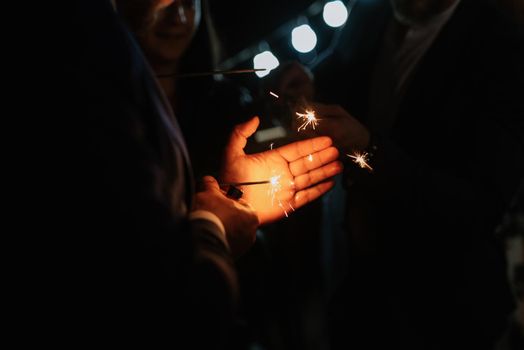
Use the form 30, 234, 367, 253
224, 116, 260, 161
200, 175, 220, 192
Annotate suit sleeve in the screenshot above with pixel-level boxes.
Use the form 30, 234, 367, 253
345, 23, 523, 344
48, 2, 239, 345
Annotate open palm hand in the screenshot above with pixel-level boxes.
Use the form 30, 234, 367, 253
221, 117, 342, 224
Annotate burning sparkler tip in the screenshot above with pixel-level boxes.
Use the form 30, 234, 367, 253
296, 109, 320, 132
268, 174, 283, 206
347, 152, 374, 172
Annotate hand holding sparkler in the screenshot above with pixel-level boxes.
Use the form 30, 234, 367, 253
221, 117, 343, 224
308, 103, 376, 171
310, 103, 370, 153
264, 62, 314, 104
194, 176, 259, 257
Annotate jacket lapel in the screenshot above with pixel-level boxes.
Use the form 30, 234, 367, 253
122, 25, 196, 211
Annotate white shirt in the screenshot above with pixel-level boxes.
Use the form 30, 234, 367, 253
189, 210, 229, 249
392, 1, 461, 94
368, 1, 460, 132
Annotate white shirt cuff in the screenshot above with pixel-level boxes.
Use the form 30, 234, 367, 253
189, 210, 226, 238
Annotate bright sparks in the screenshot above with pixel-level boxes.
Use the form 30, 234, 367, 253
268, 175, 282, 205
265, 174, 295, 218
347, 152, 373, 172
269, 91, 279, 99
296, 109, 319, 132
268, 175, 295, 218
308, 154, 313, 162
278, 202, 288, 217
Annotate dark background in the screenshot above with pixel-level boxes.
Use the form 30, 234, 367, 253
212, 0, 317, 59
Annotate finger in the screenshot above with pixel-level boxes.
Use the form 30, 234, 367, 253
276, 136, 333, 162
158, 0, 177, 10
224, 116, 260, 161
293, 161, 343, 191
237, 197, 256, 211
293, 180, 336, 208
200, 175, 220, 191
289, 146, 339, 176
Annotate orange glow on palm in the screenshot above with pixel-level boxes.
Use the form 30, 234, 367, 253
234, 164, 295, 223
221, 117, 342, 224
268, 174, 282, 205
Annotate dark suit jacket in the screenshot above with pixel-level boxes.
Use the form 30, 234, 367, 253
33, 0, 238, 347
315, 0, 523, 349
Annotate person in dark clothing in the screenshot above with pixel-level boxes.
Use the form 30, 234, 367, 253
29, 0, 343, 347
312, 0, 524, 349
116, 2, 343, 348
116, 0, 252, 178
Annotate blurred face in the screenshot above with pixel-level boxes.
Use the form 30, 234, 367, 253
118, 0, 201, 64
390, 0, 457, 26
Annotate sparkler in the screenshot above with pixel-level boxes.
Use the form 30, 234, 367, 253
221, 177, 282, 202
347, 151, 373, 172
220, 180, 271, 187
157, 68, 267, 79
268, 175, 282, 206
222, 180, 272, 200
296, 109, 320, 132
269, 175, 297, 218
223, 173, 294, 219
